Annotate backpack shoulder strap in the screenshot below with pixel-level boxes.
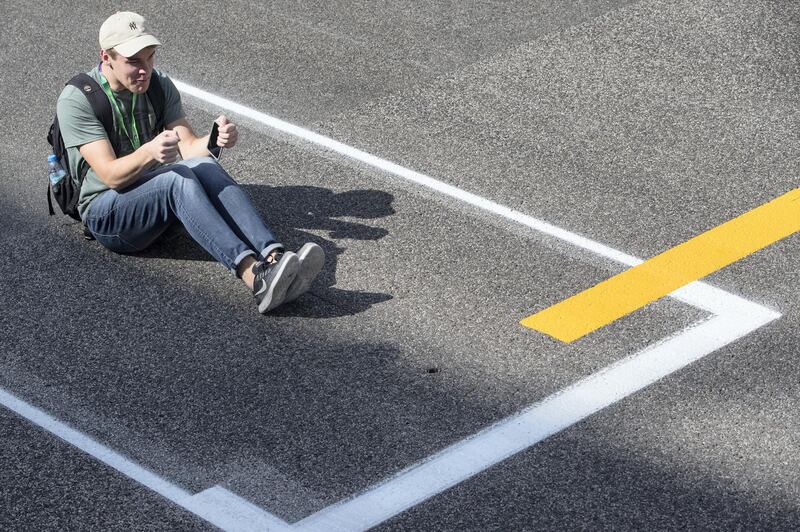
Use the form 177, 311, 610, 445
66, 73, 114, 137
146, 73, 166, 133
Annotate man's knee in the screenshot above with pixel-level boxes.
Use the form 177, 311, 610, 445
157, 166, 206, 206
181, 158, 237, 190
179, 156, 217, 170
149, 164, 196, 185
165, 165, 199, 187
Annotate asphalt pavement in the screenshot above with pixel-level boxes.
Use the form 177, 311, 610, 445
1, 1, 798, 530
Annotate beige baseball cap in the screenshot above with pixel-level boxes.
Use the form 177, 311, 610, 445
99, 12, 161, 57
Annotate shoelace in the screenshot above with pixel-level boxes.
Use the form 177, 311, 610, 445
254, 252, 284, 276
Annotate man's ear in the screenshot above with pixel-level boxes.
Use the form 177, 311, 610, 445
99, 48, 112, 66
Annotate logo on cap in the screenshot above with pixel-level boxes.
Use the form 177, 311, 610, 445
129, 22, 138, 30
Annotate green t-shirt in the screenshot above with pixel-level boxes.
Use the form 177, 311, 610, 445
56, 67, 185, 219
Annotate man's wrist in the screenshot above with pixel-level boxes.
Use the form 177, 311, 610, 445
194, 134, 213, 158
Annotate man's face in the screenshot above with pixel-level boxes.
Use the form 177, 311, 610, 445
109, 46, 157, 93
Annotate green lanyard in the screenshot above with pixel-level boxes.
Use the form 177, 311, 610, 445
98, 68, 141, 150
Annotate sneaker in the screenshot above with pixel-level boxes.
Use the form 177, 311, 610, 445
283, 243, 325, 304
252, 252, 299, 313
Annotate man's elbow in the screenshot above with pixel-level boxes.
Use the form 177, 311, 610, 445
95, 169, 128, 190
105, 175, 134, 191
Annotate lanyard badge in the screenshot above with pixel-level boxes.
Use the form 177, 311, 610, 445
98, 67, 142, 150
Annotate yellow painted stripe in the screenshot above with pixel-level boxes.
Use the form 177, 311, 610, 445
521, 188, 800, 343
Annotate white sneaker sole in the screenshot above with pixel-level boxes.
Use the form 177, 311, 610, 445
284, 243, 325, 304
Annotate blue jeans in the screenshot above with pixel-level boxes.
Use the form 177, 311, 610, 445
84, 157, 283, 273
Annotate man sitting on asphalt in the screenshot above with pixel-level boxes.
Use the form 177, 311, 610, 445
57, 11, 324, 313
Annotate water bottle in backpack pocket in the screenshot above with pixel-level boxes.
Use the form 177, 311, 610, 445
45, 133, 81, 222
48, 154, 66, 188
46, 152, 82, 221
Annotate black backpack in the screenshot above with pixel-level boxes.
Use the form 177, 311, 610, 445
47, 72, 167, 221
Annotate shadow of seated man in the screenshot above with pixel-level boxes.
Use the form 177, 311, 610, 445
246, 185, 397, 318
143, 185, 396, 318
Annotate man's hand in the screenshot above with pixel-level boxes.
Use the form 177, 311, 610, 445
215, 115, 238, 149
145, 130, 181, 163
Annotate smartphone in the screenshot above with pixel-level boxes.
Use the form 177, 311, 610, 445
207, 122, 223, 160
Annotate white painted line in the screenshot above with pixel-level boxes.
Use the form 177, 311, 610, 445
0, 387, 290, 531
186, 486, 292, 531
293, 307, 778, 531
173, 80, 642, 268
0, 387, 191, 502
